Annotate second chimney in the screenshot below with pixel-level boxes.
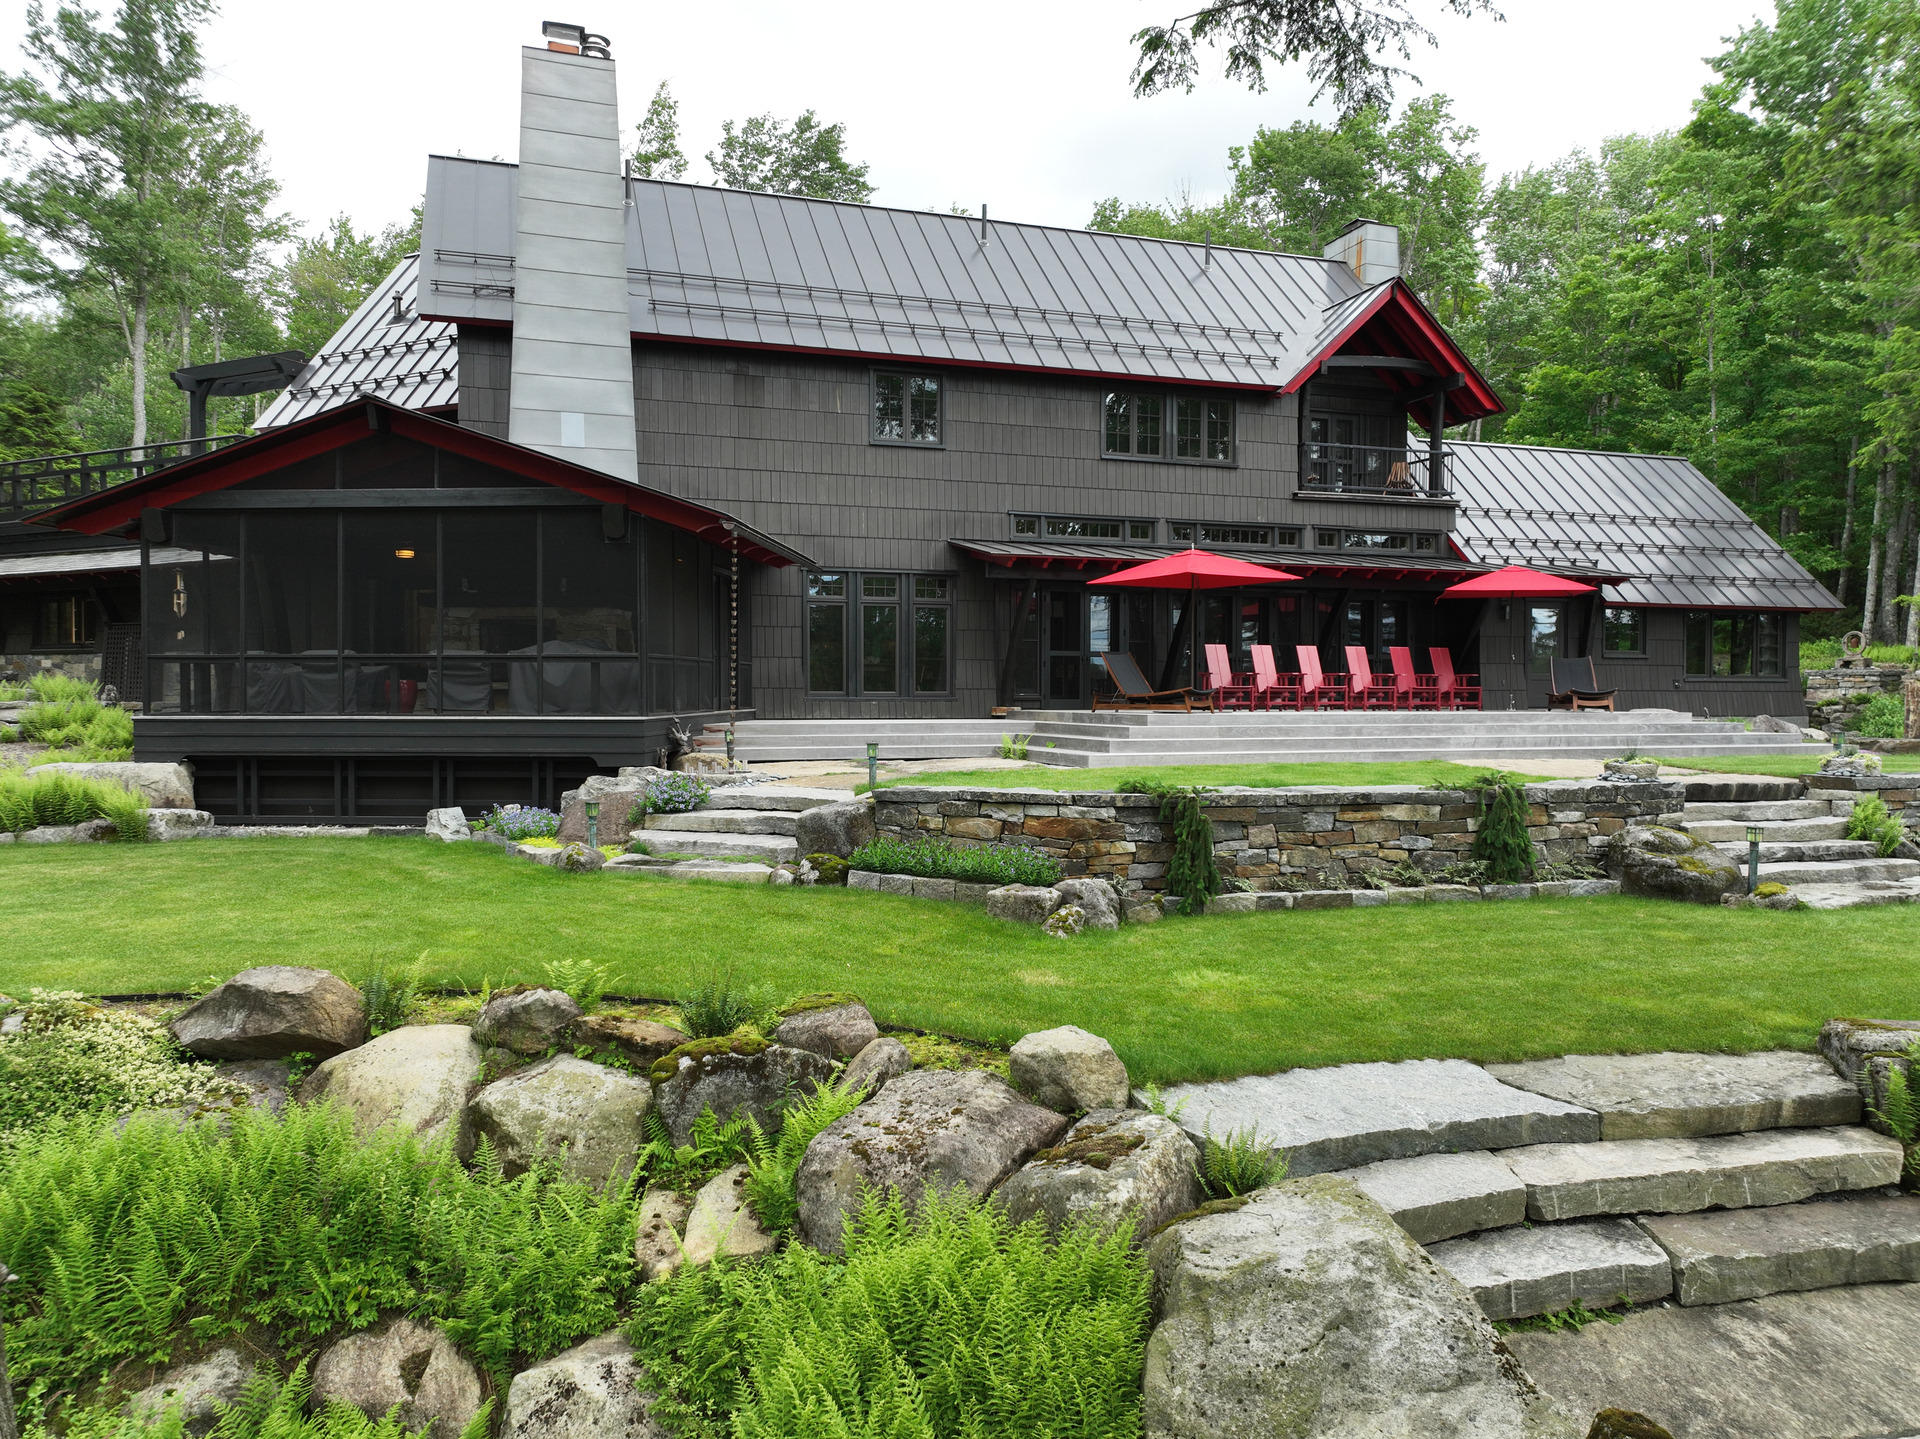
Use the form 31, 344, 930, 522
1323, 218, 1400, 287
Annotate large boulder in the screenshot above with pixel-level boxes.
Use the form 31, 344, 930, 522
502, 1331, 667, 1439
569, 1013, 688, 1068
468, 1055, 652, 1184
298, 1025, 482, 1154
171, 966, 367, 1060
994, 1109, 1202, 1240
680, 1163, 777, 1266
1053, 877, 1121, 930
986, 884, 1062, 924
771, 995, 879, 1059
1010, 1025, 1131, 1113
33, 760, 194, 809
793, 801, 875, 859
841, 1036, 912, 1096
126, 1348, 249, 1434
1144, 1176, 1581, 1439
1605, 826, 1741, 904
649, 1037, 833, 1146
425, 808, 472, 842
472, 988, 583, 1055
796, 1069, 1070, 1255
634, 1189, 692, 1283
556, 782, 643, 846
311, 1318, 481, 1439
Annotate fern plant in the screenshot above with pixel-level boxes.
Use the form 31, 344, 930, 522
675, 967, 777, 1039
1195, 1127, 1288, 1199
636, 1107, 755, 1195
740, 1075, 869, 1233
541, 956, 613, 1014
1845, 795, 1907, 857
1868, 1061, 1920, 1175
1470, 772, 1536, 883
358, 959, 419, 1036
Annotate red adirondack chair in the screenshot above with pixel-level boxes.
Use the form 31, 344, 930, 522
1388, 646, 1441, 710
1294, 645, 1348, 710
1249, 644, 1302, 711
1344, 645, 1401, 710
1429, 647, 1481, 710
1203, 643, 1259, 710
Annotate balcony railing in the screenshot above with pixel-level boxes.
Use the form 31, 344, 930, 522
1, 434, 247, 524
1299, 442, 1453, 499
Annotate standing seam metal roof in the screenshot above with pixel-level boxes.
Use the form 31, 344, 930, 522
1448, 441, 1839, 611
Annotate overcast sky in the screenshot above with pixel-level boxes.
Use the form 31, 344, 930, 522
0, 0, 1773, 243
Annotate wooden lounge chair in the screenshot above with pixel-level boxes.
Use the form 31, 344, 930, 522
1203, 643, 1259, 710
1294, 645, 1348, 710
1548, 656, 1617, 711
1249, 644, 1302, 711
1388, 646, 1441, 710
1429, 647, 1480, 710
1344, 645, 1401, 710
1092, 651, 1215, 712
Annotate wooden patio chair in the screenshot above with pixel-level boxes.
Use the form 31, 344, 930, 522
1429, 647, 1480, 710
1388, 646, 1441, 710
1249, 644, 1303, 711
1548, 656, 1617, 711
1203, 643, 1259, 710
1294, 645, 1348, 710
1344, 645, 1402, 710
1092, 650, 1216, 712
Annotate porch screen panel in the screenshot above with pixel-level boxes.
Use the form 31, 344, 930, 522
440, 510, 536, 712
542, 508, 639, 714
344, 511, 435, 713
243, 512, 340, 713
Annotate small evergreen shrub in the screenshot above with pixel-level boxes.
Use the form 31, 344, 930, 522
1470, 772, 1536, 883
1855, 693, 1905, 739
626, 1186, 1150, 1439
1845, 794, 1907, 856
1126, 782, 1220, 916
631, 773, 711, 821
484, 804, 559, 841
846, 833, 1062, 887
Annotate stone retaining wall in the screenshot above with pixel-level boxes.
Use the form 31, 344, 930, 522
1805, 666, 1910, 730
873, 781, 1680, 895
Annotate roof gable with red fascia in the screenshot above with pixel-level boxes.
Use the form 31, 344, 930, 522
1288, 280, 1502, 429
32, 399, 807, 568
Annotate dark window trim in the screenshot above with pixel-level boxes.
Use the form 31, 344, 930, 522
805, 568, 957, 698
869, 369, 946, 449
33, 593, 98, 651
1168, 520, 1276, 548
1102, 388, 1237, 467
1682, 610, 1787, 679
1601, 605, 1648, 658
1011, 512, 1157, 544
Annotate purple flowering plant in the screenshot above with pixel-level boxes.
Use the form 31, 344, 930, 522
487, 803, 561, 841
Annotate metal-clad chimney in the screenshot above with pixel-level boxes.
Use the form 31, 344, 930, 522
508, 28, 636, 482
1323, 218, 1400, 287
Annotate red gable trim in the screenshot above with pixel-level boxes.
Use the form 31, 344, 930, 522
1283, 280, 1503, 425
37, 400, 804, 568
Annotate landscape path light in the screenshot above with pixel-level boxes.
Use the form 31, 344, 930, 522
585, 799, 600, 851
866, 741, 879, 792
1747, 824, 1763, 894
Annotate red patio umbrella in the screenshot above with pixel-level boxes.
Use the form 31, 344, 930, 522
1090, 548, 1302, 690
1438, 565, 1596, 599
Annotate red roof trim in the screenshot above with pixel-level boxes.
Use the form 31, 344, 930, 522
35, 400, 804, 568
1282, 280, 1503, 424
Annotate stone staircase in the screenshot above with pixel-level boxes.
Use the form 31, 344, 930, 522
627, 783, 852, 865
1152, 1049, 1917, 1435
1661, 780, 1920, 908
711, 710, 1821, 768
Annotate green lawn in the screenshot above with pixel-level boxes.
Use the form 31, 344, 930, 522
4, 838, 1913, 1083
1657, 753, 1920, 777
873, 760, 1554, 792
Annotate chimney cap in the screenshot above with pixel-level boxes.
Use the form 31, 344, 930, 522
1336, 216, 1392, 238
540, 21, 611, 58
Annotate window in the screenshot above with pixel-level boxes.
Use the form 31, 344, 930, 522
1414, 533, 1437, 553
1685, 612, 1785, 677
1200, 524, 1270, 547
1046, 517, 1122, 539
1342, 531, 1410, 551
1315, 529, 1340, 549
1528, 605, 1563, 677
1128, 520, 1156, 541
1171, 523, 1195, 543
34, 595, 95, 649
1603, 607, 1645, 654
1104, 391, 1234, 463
1012, 515, 1039, 536
1275, 528, 1301, 547
1012, 514, 1152, 544
807, 571, 954, 695
872, 372, 942, 445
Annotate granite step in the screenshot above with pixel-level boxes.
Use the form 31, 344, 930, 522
1499, 1126, 1904, 1222
627, 829, 799, 862
1144, 1058, 1599, 1178
701, 785, 852, 812
1709, 839, 1882, 863
643, 809, 800, 836
604, 858, 774, 883
1687, 818, 1850, 842
1342, 1150, 1525, 1245
1483, 1051, 1861, 1141
1792, 877, 1920, 909
1428, 1219, 1674, 1322
1758, 856, 1920, 885
1639, 1191, 1920, 1306
1679, 800, 1837, 822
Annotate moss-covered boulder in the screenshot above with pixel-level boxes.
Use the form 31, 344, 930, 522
1605, 826, 1740, 904
649, 1035, 831, 1146
771, 994, 878, 1059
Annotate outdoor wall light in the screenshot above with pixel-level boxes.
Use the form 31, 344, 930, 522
866, 741, 880, 791
585, 799, 601, 851
394, 549, 416, 560
1746, 824, 1763, 894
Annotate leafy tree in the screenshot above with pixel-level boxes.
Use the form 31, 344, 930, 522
630, 80, 688, 181
1129, 0, 1501, 115
707, 111, 873, 203
280, 210, 419, 361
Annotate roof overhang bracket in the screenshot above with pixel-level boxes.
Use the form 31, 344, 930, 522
1320, 355, 1435, 376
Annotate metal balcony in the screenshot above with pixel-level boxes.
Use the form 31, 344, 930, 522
1298, 442, 1453, 499
1, 434, 246, 523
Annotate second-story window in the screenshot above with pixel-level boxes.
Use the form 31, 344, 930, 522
872, 372, 942, 445
1105, 391, 1234, 463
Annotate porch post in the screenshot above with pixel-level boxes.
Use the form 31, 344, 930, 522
1429, 390, 1446, 495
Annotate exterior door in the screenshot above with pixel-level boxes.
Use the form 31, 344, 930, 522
1525, 603, 1564, 706
1045, 590, 1083, 705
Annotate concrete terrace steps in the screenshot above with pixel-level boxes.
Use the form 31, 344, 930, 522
1757, 856, 1920, 885
1680, 799, 1836, 821
1687, 817, 1850, 842
1668, 786, 1920, 909
642, 809, 801, 837
627, 829, 799, 862
701, 785, 851, 812
1712, 839, 1884, 864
